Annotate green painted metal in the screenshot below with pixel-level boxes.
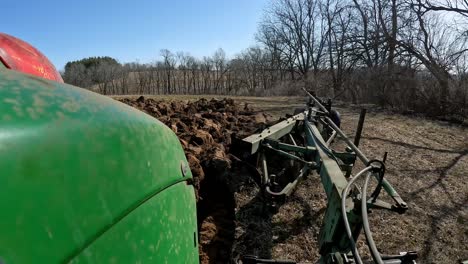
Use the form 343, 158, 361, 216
305, 120, 356, 254
263, 138, 316, 155
243, 112, 305, 154
241, 93, 411, 263
0, 68, 198, 263
71, 181, 199, 263
324, 116, 405, 207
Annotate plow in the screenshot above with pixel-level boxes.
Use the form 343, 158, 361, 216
0, 33, 418, 263
235, 89, 417, 264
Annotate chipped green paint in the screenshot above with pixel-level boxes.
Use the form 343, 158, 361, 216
0, 68, 198, 263
71, 182, 198, 264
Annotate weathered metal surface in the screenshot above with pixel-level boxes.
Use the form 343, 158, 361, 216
242, 92, 413, 263
0, 68, 196, 263
353, 109, 367, 147
263, 138, 316, 156
324, 116, 406, 209
70, 181, 199, 263
263, 143, 315, 166
302, 88, 329, 114
304, 120, 355, 255
265, 165, 310, 196
243, 112, 304, 154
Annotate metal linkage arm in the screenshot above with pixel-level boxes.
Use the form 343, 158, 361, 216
303, 90, 407, 210
243, 113, 304, 154
263, 138, 316, 156
304, 119, 360, 259
302, 88, 329, 114
262, 143, 316, 167
239, 91, 415, 264
323, 116, 407, 210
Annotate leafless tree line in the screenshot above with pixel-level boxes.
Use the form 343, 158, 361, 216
257, 0, 468, 118
64, 47, 289, 96
63, 0, 468, 120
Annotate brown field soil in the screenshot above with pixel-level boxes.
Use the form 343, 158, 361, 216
114, 95, 468, 264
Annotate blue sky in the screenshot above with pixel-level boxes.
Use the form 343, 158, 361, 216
3, 0, 268, 70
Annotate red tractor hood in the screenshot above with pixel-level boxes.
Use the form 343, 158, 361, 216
0, 33, 63, 82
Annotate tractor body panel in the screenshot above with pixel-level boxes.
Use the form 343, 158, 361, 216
0, 68, 198, 263
71, 181, 198, 263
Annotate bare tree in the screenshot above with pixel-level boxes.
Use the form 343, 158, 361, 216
200, 56, 213, 94
213, 48, 227, 94
322, 0, 355, 97
418, 0, 468, 17
177, 52, 190, 94
160, 49, 176, 93
259, 0, 327, 80
118, 64, 130, 94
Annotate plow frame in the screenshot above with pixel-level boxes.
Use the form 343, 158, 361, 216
239, 90, 416, 264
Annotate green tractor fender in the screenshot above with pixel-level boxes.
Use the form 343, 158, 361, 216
0, 68, 199, 263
